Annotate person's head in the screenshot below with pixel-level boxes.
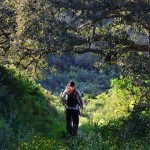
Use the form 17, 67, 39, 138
66, 81, 75, 93
66, 81, 75, 89
69, 81, 75, 87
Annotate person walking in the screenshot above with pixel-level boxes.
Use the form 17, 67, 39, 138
61, 81, 83, 136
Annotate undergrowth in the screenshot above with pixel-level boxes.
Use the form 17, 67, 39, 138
1, 66, 150, 149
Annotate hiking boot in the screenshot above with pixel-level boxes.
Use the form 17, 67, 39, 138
73, 124, 78, 134
67, 132, 72, 137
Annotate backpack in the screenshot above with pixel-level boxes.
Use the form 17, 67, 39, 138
66, 87, 78, 107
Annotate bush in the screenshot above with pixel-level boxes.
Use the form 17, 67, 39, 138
0, 66, 65, 149
40, 65, 118, 95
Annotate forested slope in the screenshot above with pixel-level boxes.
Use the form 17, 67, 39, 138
0, 66, 150, 150
0, 66, 65, 149
0, 0, 150, 149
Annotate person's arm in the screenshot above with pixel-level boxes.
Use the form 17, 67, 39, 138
76, 90, 83, 109
60, 90, 67, 105
62, 90, 67, 97
79, 96, 83, 109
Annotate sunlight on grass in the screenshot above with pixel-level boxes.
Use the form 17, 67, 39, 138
19, 136, 65, 150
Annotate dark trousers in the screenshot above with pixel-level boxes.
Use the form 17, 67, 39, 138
66, 109, 79, 134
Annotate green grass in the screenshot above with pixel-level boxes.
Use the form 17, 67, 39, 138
0, 66, 65, 149
64, 77, 150, 150
1, 66, 150, 149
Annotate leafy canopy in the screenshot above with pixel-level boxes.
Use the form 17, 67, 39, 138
0, 0, 150, 77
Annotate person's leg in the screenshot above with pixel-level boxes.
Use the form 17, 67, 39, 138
66, 109, 73, 135
72, 110, 79, 135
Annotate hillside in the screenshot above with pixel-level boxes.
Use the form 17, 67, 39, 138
0, 66, 65, 149
0, 66, 150, 150
1, 0, 150, 149
40, 53, 119, 96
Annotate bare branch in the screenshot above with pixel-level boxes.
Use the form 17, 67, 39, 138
73, 47, 105, 56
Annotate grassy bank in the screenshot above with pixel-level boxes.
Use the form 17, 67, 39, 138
1, 66, 150, 149
0, 66, 65, 149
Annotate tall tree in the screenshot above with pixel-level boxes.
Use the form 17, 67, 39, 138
50, 0, 150, 52
0, 0, 150, 76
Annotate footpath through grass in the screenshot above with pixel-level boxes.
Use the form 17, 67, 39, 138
0, 66, 150, 149
61, 77, 150, 150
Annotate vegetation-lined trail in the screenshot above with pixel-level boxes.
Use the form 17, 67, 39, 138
63, 80, 150, 150
0, 66, 150, 150
1, 0, 150, 149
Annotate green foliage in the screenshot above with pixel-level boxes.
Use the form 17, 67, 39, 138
41, 65, 118, 96
1, 0, 149, 79
18, 135, 65, 150
77, 76, 150, 149
84, 80, 134, 126
0, 117, 6, 129
0, 65, 65, 149
0, 65, 150, 149
64, 132, 112, 150
63, 130, 150, 150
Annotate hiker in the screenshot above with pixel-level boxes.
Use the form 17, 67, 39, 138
61, 81, 83, 136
